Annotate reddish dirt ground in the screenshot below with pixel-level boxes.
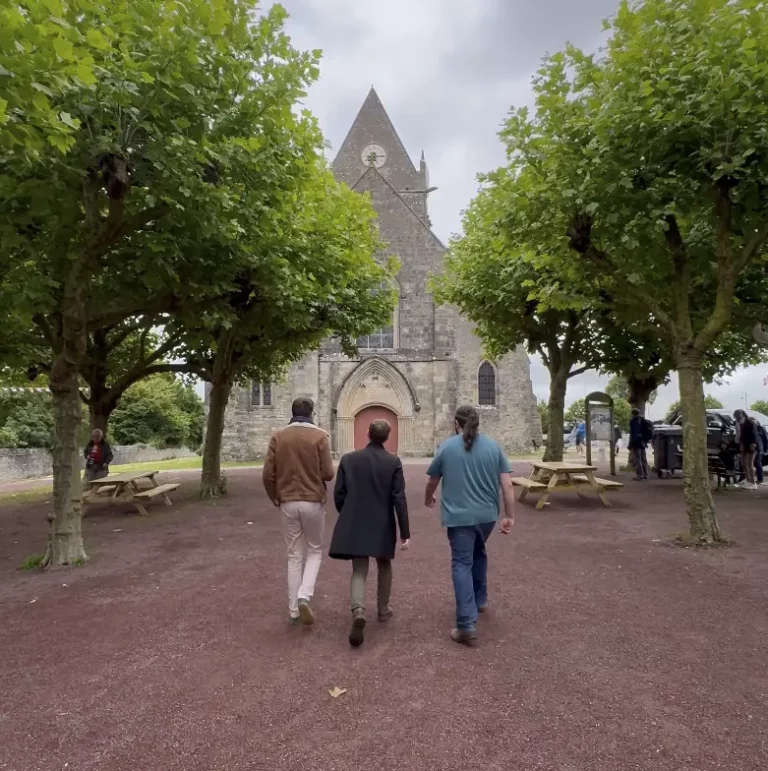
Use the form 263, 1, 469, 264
1, 463, 767, 771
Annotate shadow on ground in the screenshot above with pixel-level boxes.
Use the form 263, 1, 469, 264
1, 464, 766, 771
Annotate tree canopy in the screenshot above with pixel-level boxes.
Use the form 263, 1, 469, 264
452, 0, 768, 543
0, 0, 385, 566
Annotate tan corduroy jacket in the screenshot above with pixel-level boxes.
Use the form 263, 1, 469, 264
262, 422, 335, 504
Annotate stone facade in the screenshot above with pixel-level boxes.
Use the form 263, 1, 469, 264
219, 88, 541, 459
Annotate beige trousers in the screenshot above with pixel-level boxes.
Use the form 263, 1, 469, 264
281, 501, 325, 618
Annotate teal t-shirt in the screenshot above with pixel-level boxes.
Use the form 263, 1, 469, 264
426, 433, 512, 528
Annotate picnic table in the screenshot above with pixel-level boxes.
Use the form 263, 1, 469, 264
511, 461, 623, 510
84, 470, 179, 516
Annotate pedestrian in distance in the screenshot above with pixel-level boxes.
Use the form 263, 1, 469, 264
629, 408, 652, 480
424, 405, 516, 647
262, 397, 335, 626
734, 409, 758, 490
329, 419, 410, 648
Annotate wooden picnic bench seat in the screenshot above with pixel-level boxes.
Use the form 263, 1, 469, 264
510, 476, 548, 490
133, 483, 180, 500
570, 474, 624, 490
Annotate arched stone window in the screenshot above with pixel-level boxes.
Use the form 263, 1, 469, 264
357, 279, 400, 350
478, 361, 496, 406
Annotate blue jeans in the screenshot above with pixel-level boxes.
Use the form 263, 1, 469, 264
447, 521, 496, 632
756, 452, 764, 483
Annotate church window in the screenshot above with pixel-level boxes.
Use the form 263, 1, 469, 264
478, 362, 496, 406
251, 381, 272, 407
357, 280, 399, 350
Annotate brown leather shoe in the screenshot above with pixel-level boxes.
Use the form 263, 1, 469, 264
377, 605, 393, 622
349, 608, 366, 647
450, 628, 477, 646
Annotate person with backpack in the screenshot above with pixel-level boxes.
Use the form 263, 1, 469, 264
629, 408, 652, 481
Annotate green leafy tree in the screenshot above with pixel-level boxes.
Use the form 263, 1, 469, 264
110, 374, 202, 449
750, 400, 768, 416
537, 399, 549, 436
179, 168, 394, 497
564, 399, 585, 427
0, 0, 328, 566
0, 389, 54, 448
491, 0, 768, 544
605, 376, 629, 402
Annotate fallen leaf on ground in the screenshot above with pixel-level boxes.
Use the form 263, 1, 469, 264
247, 521, 254, 525
328, 687, 347, 699
112, 528, 122, 533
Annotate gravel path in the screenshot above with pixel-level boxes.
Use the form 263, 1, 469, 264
1, 465, 766, 771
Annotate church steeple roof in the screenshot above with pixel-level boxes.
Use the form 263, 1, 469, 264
332, 87, 419, 183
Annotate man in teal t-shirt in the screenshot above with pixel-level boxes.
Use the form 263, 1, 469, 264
425, 405, 516, 645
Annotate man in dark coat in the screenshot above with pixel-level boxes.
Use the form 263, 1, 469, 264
329, 419, 410, 647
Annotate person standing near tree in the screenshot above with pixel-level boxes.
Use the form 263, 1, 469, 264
628, 408, 651, 481
263, 397, 335, 626
329, 419, 410, 648
754, 419, 768, 486
424, 405, 515, 647
734, 409, 758, 490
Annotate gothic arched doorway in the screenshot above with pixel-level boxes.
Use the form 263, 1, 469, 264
354, 406, 399, 454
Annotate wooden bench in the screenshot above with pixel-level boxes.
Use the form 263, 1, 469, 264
133, 483, 179, 501
510, 477, 548, 490
570, 474, 624, 490
83, 484, 118, 502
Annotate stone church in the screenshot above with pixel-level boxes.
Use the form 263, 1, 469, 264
219, 88, 541, 459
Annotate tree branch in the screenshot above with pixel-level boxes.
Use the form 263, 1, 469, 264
568, 365, 589, 378
736, 219, 768, 274
664, 215, 692, 334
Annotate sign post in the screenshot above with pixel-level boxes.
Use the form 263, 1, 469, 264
585, 391, 616, 476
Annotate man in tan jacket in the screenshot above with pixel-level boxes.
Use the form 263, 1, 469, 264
263, 397, 335, 625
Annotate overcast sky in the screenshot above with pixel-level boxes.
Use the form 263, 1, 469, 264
266, 0, 768, 418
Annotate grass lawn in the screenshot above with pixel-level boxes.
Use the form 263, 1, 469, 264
0, 457, 261, 504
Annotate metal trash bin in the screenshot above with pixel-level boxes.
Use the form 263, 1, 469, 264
652, 425, 683, 477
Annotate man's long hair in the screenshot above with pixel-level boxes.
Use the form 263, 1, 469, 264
455, 405, 480, 451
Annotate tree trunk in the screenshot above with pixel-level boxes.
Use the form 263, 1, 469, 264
43, 289, 88, 567
627, 375, 659, 417
200, 378, 232, 498
544, 370, 568, 462
89, 396, 119, 436
677, 356, 722, 544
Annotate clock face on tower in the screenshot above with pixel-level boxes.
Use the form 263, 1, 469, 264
361, 144, 387, 168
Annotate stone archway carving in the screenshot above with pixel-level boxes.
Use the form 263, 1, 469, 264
334, 356, 419, 455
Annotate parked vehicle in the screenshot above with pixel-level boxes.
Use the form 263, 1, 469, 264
654, 407, 768, 477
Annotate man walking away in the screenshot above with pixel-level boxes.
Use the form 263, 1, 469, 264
263, 397, 335, 625
734, 409, 758, 489
629, 409, 651, 481
424, 405, 515, 647
329, 420, 410, 648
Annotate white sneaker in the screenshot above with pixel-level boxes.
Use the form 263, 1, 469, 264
748, 483, 758, 490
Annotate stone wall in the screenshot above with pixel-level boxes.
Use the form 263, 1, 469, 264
0, 445, 196, 484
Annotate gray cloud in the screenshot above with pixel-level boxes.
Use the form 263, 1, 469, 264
265, 0, 768, 416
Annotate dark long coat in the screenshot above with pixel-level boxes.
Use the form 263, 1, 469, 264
329, 443, 410, 561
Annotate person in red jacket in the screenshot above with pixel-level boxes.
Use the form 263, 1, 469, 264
83, 429, 113, 481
